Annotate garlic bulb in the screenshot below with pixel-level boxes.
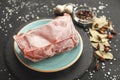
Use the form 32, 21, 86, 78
64, 5, 73, 14
54, 5, 65, 14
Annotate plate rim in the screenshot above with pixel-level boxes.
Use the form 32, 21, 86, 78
13, 19, 83, 72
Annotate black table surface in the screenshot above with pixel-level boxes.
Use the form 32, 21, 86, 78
0, 0, 120, 80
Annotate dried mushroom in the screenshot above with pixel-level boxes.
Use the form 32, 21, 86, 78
92, 16, 108, 30
89, 29, 107, 39
102, 40, 110, 47
91, 42, 105, 51
95, 51, 113, 60
89, 16, 116, 61
90, 36, 109, 43
90, 36, 99, 42
107, 21, 114, 31
98, 43, 104, 51
91, 43, 98, 49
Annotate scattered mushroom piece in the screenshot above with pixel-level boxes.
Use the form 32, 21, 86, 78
98, 43, 105, 51
89, 29, 107, 39
92, 16, 108, 30
108, 21, 114, 31
91, 42, 105, 51
95, 51, 113, 60
100, 38, 109, 43
91, 40, 110, 50
91, 42, 98, 49
90, 36, 109, 43
89, 15, 116, 61
102, 40, 110, 46
90, 36, 99, 42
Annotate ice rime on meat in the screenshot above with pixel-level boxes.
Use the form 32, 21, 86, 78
13, 14, 79, 62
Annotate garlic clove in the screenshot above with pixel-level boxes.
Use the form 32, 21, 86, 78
64, 5, 73, 14
54, 5, 65, 14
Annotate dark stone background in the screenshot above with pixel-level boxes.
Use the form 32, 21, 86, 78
0, 0, 120, 80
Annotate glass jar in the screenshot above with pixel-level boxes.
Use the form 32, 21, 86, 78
73, 6, 97, 27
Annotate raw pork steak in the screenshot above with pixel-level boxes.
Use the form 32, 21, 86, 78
13, 14, 79, 62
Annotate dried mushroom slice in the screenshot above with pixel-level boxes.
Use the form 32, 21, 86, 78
90, 36, 99, 42
108, 21, 114, 31
91, 42, 104, 51
101, 38, 109, 43
89, 16, 116, 61
89, 29, 107, 39
93, 16, 107, 25
102, 40, 110, 46
91, 43, 98, 49
92, 22, 107, 30
95, 51, 113, 60
98, 27, 107, 34
98, 43, 104, 51
91, 40, 110, 51
89, 29, 98, 37
90, 36, 109, 43
92, 16, 108, 30
92, 23, 101, 30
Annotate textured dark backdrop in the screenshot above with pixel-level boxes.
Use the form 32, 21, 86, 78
0, 0, 120, 80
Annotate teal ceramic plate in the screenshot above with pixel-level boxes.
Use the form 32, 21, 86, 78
14, 19, 83, 72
